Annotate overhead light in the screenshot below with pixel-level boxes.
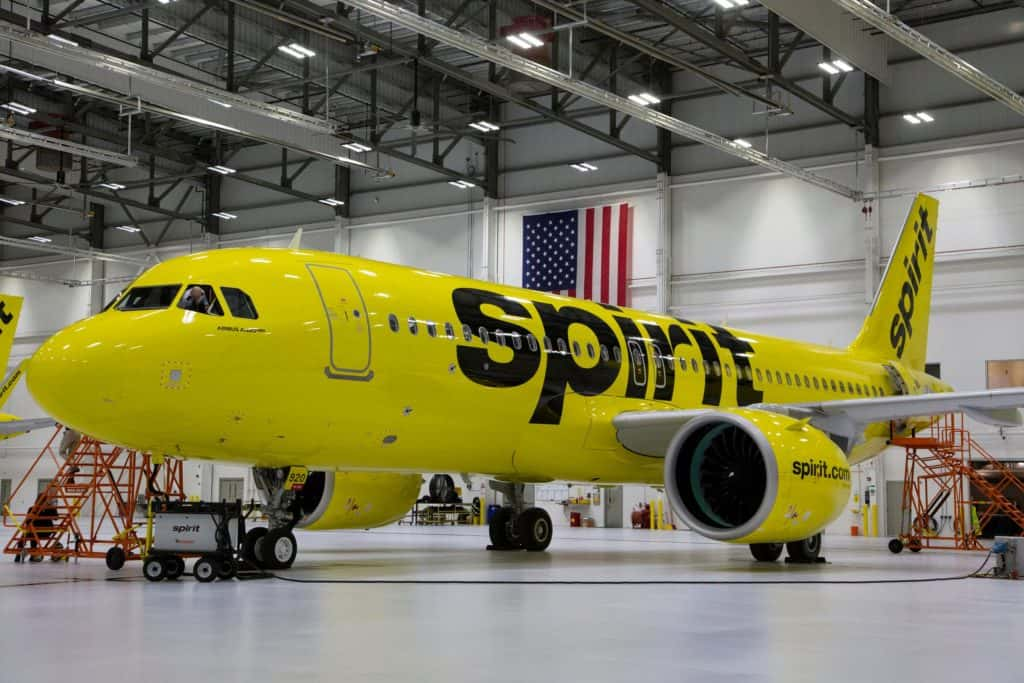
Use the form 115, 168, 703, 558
818, 62, 840, 75
343, 142, 372, 153
518, 33, 544, 48
448, 180, 475, 188
469, 120, 500, 132
319, 198, 345, 206
506, 34, 532, 50
903, 113, 922, 124
208, 99, 232, 108
2, 102, 36, 115
48, 34, 79, 47
278, 45, 305, 59
27, 236, 52, 243
570, 162, 598, 172
0, 64, 45, 81
207, 165, 236, 175
916, 111, 935, 122
714, 0, 749, 8
732, 138, 753, 148
211, 211, 236, 220
114, 225, 141, 233
158, 0, 179, 4
628, 93, 661, 106
0, 197, 26, 206
289, 43, 316, 58
833, 60, 854, 73
98, 182, 126, 190
0, 125, 138, 167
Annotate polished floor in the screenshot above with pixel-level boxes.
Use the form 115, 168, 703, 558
0, 526, 1017, 682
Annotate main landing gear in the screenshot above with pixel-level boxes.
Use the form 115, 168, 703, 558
487, 482, 553, 552
749, 533, 824, 564
243, 467, 301, 570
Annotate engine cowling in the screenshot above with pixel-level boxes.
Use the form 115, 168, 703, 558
296, 471, 422, 531
664, 408, 850, 544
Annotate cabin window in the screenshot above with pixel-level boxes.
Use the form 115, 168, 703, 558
495, 330, 506, 347
527, 334, 538, 353
572, 341, 581, 357
679, 357, 687, 372
444, 322, 455, 339
600, 345, 609, 362
221, 287, 259, 319
462, 324, 473, 342
510, 332, 522, 350
703, 361, 711, 376
724, 364, 732, 378
766, 370, 773, 384
775, 371, 782, 385
408, 316, 419, 335
785, 372, 792, 386
794, 374, 801, 387
119, 285, 180, 311
855, 384, 863, 396
755, 368, 763, 382
177, 285, 223, 316
478, 327, 490, 344
840, 381, 847, 393
653, 353, 667, 388
427, 322, 438, 338
690, 358, 698, 373
587, 343, 595, 359
813, 377, 820, 390
613, 346, 622, 363
629, 343, 647, 385
744, 366, 753, 381
804, 375, 811, 388
543, 337, 553, 352
557, 338, 568, 354
830, 379, 837, 392
712, 361, 722, 378
388, 314, 399, 333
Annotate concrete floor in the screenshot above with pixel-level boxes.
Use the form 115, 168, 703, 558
0, 526, 1017, 682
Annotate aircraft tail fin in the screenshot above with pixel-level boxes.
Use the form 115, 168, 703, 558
288, 228, 303, 250
0, 294, 23, 375
848, 194, 938, 372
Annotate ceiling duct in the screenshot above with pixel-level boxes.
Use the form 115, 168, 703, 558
341, 0, 861, 200
0, 125, 138, 167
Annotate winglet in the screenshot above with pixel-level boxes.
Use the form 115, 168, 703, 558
0, 359, 26, 411
288, 228, 303, 250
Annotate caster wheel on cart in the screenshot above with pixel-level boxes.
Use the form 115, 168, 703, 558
217, 558, 238, 581
888, 539, 904, 554
908, 539, 923, 553
259, 529, 297, 570
143, 556, 166, 582
193, 556, 217, 583
106, 546, 126, 570
242, 527, 267, 566
164, 556, 185, 580
50, 541, 65, 562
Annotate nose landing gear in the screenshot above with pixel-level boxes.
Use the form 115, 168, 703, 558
245, 467, 303, 570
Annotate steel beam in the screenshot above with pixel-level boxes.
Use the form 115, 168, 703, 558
341, 0, 859, 200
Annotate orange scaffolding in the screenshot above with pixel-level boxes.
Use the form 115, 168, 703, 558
891, 413, 1024, 552
2, 426, 185, 565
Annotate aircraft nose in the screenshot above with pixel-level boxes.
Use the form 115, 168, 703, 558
27, 317, 125, 432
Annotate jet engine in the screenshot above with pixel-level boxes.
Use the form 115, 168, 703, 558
664, 408, 850, 544
295, 471, 422, 531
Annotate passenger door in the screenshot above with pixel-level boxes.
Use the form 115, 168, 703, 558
307, 264, 373, 380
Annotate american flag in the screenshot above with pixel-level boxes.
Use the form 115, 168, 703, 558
522, 203, 632, 306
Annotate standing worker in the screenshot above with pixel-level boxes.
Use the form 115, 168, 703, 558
58, 427, 82, 483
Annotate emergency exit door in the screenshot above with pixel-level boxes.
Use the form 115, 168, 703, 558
307, 264, 373, 380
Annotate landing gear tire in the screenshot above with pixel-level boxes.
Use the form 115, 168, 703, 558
488, 507, 523, 550
888, 539, 904, 554
217, 558, 238, 580
164, 556, 185, 580
105, 546, 126, 570
260, 529, 297, 570
750, 543, 784, 562
194, 556, 217, 583
143, 556, 166, 582
785, 533, 822, 563
518, 507, 553, 552
242, 527, 267, 567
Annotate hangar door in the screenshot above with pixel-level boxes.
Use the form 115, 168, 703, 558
307, 264, 373, 380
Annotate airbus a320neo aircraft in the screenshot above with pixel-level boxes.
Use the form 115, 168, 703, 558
15, 193, 1024, 569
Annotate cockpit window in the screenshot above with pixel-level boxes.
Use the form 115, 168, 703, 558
178, 285, 224, 316
116, 285, 182, 311
221, 287, 258, 319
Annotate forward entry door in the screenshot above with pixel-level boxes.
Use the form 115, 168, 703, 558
307, 264, 373, 380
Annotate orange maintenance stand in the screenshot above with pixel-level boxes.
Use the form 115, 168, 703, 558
2, 426, 185, 567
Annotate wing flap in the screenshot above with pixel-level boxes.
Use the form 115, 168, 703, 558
0, 417, 56, 435
612, 409, 709, 457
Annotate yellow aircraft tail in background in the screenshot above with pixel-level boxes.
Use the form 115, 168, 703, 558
849, 194, 938, 372
0, 294, 23, 382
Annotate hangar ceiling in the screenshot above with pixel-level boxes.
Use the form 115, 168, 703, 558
0, 0, 1019, 261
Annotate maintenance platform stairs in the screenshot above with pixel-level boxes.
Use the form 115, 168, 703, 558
2, 426, 184, 564
891, 412, 1024, 552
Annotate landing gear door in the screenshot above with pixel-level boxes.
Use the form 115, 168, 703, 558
307, 264, 373, 381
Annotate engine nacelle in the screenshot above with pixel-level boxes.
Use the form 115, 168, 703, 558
664, 408, 850, 544
296, 471, 422, 531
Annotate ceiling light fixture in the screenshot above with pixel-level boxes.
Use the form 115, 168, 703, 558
0, 197, 26, 206
2, 102, 36, 115
27, 235, 52, 243
903, 113, 922, 124
507, 32, 543, 49
469, 120, 500, 132
732, 138, 753, 148
114, 225, 141, 233
47, 34, 79, 47
98, 182, 126, 190
448, 180, 475, 188
211, 211, 237, 220
208, 98, 232, 108
506, 34, 531, 50
343, 142, 372, 153
628, 93, 661, 106
519, 33, 544, 48
278, 45, 305, 59
818, 62, 840, 75
570, 162, 598, 172
916, 111, 935, 122
318, 198, 345, 206
714, 0, 749, 9
207, 165, 236, 175
833, 59, 854, 73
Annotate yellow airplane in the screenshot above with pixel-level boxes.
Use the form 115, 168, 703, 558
21, 194, 1024, 569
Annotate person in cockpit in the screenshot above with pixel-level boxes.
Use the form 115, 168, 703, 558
182, 286, 209, 313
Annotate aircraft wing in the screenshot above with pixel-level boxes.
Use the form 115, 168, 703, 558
612, 388, 1024, 458
0, 417, 57, 435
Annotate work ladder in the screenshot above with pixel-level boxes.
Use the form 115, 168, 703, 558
891, 413, 1024, 552
2, 426, 185, 563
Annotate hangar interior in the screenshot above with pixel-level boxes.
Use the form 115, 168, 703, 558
0, 0, 1022, 680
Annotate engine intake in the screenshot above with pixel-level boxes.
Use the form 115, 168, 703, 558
296, 471, 422, 531
665, 409, 850, 544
